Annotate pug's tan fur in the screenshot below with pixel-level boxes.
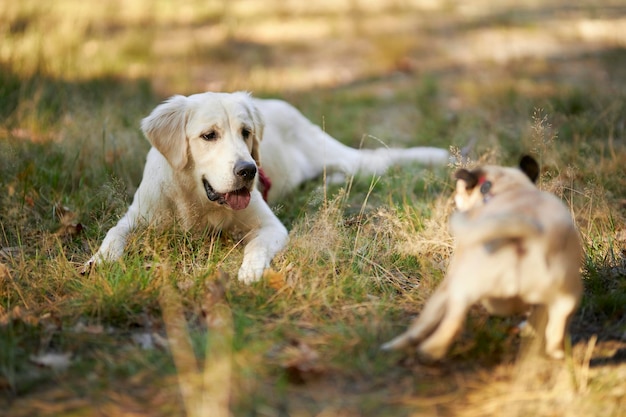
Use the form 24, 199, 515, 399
382, 156, 583, 360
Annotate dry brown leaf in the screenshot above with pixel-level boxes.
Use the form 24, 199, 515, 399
264, 268, 288, 290
54, 204, 84, 237
280, 340, 325, 384
55, 223, 84, 237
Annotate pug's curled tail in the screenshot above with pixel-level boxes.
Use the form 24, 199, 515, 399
449, 212, 543, 246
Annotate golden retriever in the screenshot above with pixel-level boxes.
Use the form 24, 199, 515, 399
382, 156, 583, 360
85, 92, 449, 283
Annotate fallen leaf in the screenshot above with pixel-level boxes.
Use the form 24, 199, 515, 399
30, 352, 72, 370
280, 340, 324, 384
24, 195, 35, 207
264, 268, 288, 290
54, 204, 84, 237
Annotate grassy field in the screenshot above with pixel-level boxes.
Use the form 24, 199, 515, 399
1, 0, 625, 416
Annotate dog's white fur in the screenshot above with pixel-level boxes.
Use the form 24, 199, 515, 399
86, 91, 449, 283
382, 156, 583, 360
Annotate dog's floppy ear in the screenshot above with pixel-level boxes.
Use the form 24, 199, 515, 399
519, 155, 539, 183
237, 92, 265, 166
141, 95, 190, 171
249, 104, 264, 167
454, 168, 479, 189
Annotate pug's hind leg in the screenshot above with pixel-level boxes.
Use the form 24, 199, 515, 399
381, 287, 448, 351
417, 296, 471, 361
544, 296, 579, 360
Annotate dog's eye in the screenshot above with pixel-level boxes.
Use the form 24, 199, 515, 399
201, 131, 218, 141
480, 181, 492, 195
241, 128, 251, 140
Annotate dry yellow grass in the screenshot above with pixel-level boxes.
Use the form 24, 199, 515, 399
1, 1, 625, 416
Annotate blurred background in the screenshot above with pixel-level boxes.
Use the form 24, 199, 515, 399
2, 0, 625, 242
3, 0, 625, 97
1, 2, 626, 416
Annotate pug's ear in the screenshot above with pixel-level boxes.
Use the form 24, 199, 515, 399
236, 92, 265, 167
519, 155, 539, 183
454, 168, 479, 189
141, 95, 190, 171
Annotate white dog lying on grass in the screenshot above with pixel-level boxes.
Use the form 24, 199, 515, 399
84, 91, 449, 283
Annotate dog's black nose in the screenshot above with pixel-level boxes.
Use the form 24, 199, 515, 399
234, 161, 257, 180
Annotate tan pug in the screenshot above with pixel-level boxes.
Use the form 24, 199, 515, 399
382, 156, 583, 360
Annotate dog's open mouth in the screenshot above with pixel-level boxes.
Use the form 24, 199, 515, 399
202, 178, 251, 210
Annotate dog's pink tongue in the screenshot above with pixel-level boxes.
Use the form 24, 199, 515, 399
225, 189, 251, 210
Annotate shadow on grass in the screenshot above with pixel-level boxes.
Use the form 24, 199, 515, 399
2, 2, 626, 415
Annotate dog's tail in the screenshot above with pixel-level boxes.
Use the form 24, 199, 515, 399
450, 212, 543, 246
350, 146, 450, 175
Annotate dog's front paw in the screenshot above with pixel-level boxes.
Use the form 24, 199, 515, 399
237, 257, 268, 284
79, 258, 96, 275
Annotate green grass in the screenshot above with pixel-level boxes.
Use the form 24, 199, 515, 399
1, 1, 626, 416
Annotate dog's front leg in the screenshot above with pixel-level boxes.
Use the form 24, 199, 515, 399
82, 209, 139, 272
235, 193, 288, 284
543, 296, 579, 359
82, 179, 162, 273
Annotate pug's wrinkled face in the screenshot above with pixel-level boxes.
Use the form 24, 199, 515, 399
453, 155, 540, 212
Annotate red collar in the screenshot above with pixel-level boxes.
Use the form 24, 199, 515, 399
258, 167, 272, 201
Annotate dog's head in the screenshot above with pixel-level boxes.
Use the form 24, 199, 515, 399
141, 91, 264, 210
453, 155, 539, 211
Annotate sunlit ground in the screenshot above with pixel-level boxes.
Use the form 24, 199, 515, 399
1, 1, 625, 416
3, 0, 625, 94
